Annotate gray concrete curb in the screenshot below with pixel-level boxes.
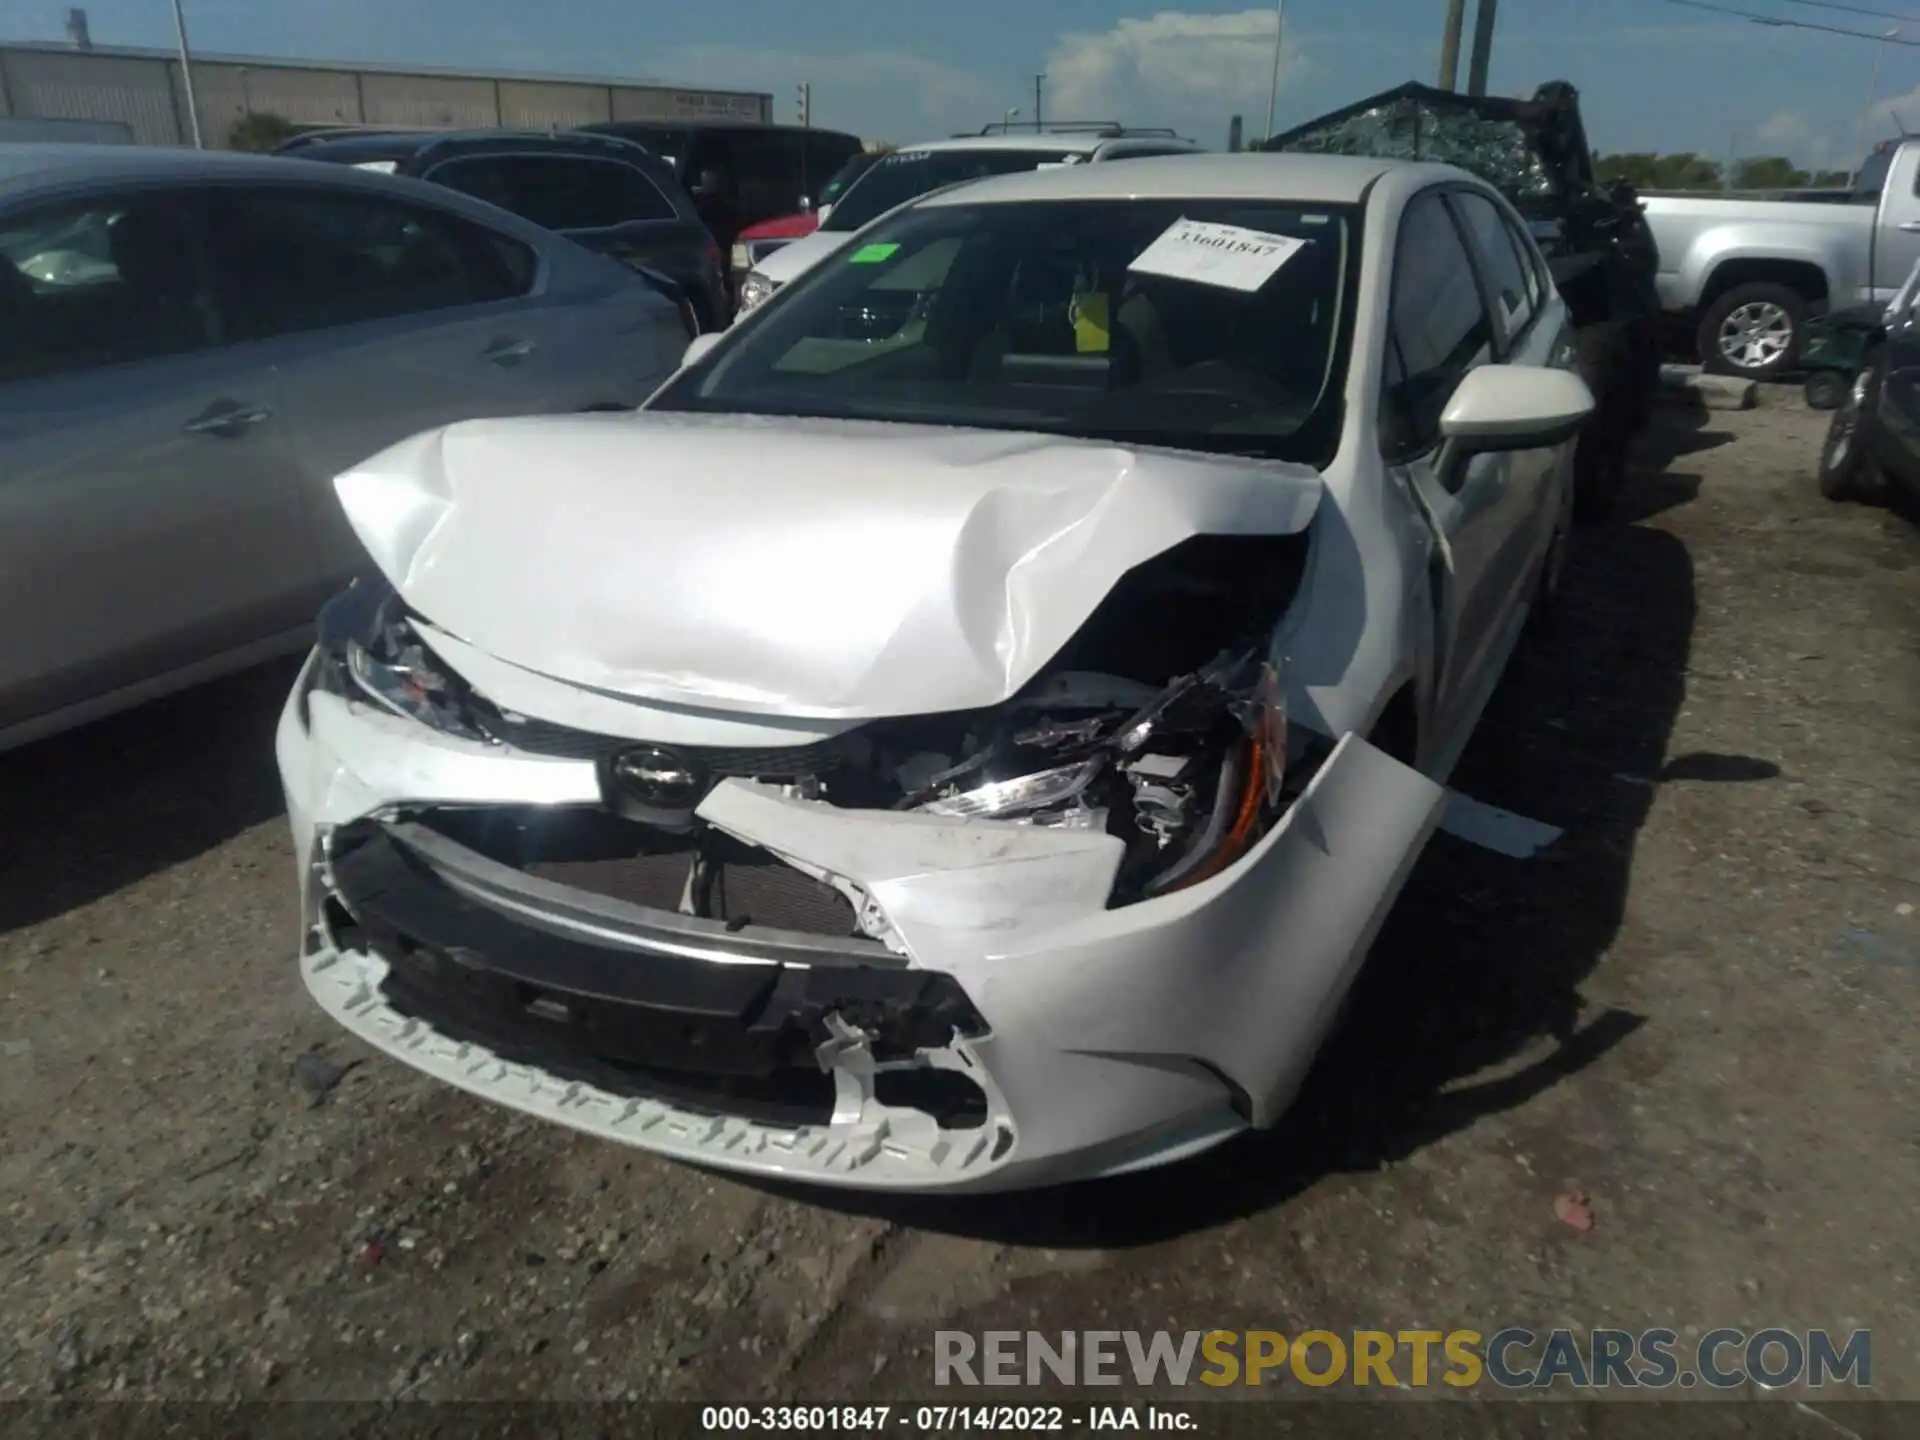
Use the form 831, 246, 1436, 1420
1659, 364, 1758, 411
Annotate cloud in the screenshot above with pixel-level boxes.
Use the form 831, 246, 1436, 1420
1865, 84, 1920, 140
1755, 104, 1889, 172
1753, 110, 1840, 169
1044, 9, 1309, 141
652, 44, 1001, 143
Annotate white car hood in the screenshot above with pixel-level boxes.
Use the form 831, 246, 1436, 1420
333, 411, 1322, 720
753, 227, 852, 286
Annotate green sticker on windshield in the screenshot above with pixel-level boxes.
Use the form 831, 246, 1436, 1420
848, 242, 900, 264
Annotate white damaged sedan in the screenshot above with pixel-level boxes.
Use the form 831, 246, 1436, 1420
277, 154, 1594, 1192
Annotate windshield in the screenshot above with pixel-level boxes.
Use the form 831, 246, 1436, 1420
652, 198, 1357, 465
822, 147, 1083, 231
818, 154, 876, 208
1276, 94, 1556, 206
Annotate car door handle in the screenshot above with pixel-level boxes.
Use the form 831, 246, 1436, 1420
1899, 221, 1920, 233
483, 338, 537, 364
183, 401, 271, 438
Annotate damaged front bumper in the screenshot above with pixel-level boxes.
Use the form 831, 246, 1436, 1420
277, 650, 1446, 1194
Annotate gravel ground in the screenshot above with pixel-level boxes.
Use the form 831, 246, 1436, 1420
0, 389, 1915, 1419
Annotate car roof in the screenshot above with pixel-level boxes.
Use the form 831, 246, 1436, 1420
584, 119, 861, 141
0, 141, 601, 246
913, 152, 1450, 207
0, 142, 341, 188
287, 128, 663, 165
894, 132, 1200, 157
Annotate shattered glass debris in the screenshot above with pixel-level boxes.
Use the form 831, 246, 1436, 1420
1276, 95, 1557, 204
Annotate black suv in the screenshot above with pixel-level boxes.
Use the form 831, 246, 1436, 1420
274, 128, 730, 331
573, 121, 863, 252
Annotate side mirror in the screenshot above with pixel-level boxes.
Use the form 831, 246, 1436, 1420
1435, 364, 1595, 480
683, 332, 723, 367
815, 202, 833, 224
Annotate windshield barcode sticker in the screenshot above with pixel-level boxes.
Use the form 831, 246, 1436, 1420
1127, 218, 1307, 292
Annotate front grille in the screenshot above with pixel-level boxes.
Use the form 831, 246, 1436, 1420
528, 853, 858, 936
467, 700, 864, 778
322, 818, 989, 1126
419, 805, 859, 938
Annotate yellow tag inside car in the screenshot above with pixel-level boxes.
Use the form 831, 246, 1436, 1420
848, 243, 900, 263
1070, 292, 1110, 353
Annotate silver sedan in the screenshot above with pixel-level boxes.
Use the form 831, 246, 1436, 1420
0, 142, 687, 753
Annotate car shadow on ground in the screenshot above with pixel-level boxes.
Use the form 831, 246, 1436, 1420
755, 401, 1733, 1245
0, 656, 301, 935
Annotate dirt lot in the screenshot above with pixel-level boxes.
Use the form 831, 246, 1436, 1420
1, 390, 1915, 1420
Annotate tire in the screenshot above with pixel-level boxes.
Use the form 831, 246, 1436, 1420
1804, 370, 1851, 410
1817, 353, 1889, 503
1696, 281, 1807, 381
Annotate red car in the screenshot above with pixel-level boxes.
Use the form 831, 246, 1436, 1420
729, 150, 880, 283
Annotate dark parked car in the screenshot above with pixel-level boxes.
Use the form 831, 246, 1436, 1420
1817, 283, 1920, 508
573, 120, 863, 252
1265, 79, 1664, 523
276, 128, 729, 331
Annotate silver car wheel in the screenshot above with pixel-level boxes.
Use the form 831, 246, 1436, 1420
1717, 301, 1793, 370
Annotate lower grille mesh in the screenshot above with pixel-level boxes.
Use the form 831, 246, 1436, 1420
526, 854, 858, 937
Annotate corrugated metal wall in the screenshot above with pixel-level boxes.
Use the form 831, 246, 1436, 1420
1, 48, 182, 144
0, 44, 771, 149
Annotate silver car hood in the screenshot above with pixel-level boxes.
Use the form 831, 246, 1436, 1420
333, 411, 1323, 720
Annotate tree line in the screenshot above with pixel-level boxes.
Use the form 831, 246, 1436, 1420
1595, 152, 1855, 192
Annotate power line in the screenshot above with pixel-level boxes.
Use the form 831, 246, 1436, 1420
1777, 0, 1920, 25
1667, 0, 1920, 42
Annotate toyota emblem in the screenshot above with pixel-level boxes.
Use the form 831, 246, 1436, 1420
609, 745, 706, 810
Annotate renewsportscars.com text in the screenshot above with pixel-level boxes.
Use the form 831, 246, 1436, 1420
933, 1328, 1872, 1389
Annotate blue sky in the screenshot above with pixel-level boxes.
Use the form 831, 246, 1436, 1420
9, 1, 1915, 169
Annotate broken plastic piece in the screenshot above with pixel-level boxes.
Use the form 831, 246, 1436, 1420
1438, 792, 1563, 858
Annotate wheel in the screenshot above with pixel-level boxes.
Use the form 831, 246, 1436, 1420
1804, 370, 1851, 410
1697, 282, 1807, 381
1817, 353, 1888, 503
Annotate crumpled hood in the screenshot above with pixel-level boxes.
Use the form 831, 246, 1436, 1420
333, 411, 1322, 719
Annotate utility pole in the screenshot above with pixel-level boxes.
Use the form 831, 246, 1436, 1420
1438, 0, 1467, 91
1264, 0, 1285, 142
1034, 72, 1044, 130
170, 0, 203, 148
1465, 0, 1498, 96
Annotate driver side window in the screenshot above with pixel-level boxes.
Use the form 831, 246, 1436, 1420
1380, 191, 1495, 475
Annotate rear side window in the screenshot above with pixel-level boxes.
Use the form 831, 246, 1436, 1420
209, 187, 534, 340
1381, 191, 1494, 465
0, 191, 214, 382
1450, 189, 1535, 341
727, 130, 805, 209
803, 133, 863, 194
427, 154, 678, 230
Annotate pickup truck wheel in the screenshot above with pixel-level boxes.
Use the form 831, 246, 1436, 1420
1698, 282, 1806, 380
1817, 355, 1889, 503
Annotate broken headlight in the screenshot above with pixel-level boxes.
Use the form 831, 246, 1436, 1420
315, 579, 489, 743
918, 756, 1103, 820
901, 652, 1292, 901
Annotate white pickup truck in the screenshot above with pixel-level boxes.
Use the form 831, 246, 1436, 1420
1641, 137, 1920, 380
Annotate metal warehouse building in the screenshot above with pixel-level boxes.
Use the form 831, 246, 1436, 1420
0, 37, 772, 149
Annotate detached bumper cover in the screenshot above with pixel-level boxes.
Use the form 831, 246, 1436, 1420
281, 675, 1446, 1192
